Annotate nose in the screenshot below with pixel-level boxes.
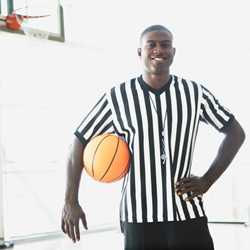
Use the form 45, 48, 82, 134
153, 43, 163, 54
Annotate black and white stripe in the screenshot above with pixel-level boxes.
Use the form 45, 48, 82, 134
75, 75, 234, 223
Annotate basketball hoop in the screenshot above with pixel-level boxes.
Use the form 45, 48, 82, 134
0, 0, 64, 43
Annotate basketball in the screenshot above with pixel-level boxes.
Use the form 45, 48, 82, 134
83, 134, 130, 183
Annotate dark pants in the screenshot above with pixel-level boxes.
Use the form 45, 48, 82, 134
123, 217, 214, 250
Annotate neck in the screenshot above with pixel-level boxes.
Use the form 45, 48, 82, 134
142, 71, 170, 90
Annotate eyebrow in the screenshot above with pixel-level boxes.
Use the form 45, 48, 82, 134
146, 39, 172, 43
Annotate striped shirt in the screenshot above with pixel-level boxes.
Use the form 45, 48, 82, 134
75, 75, 234, 223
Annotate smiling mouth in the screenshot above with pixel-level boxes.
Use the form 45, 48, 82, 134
151, 57, 166, 62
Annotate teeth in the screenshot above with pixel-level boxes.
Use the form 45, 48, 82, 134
154, 58, 164, 61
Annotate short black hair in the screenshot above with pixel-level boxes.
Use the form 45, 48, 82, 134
140, 25, 172, 43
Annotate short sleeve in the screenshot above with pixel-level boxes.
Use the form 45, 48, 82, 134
200, 85, 234, 132
74, 93, 114, 146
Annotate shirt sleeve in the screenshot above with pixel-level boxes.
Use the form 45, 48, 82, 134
199, 85, 234, 132
74, 93, 114, 146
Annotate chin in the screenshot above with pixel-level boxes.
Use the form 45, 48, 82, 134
150, 67, 168, 75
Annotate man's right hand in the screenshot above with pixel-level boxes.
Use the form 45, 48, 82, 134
61, 203, 88, 243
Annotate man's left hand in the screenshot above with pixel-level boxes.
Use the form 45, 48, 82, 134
175, 175, 211, 201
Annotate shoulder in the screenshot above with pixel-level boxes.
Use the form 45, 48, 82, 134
173, 74, 203, 90
107, 76, 138, 94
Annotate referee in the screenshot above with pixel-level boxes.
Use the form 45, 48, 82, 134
61, 25, 245, 249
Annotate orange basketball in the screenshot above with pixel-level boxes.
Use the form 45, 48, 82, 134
83, 134, 130, 183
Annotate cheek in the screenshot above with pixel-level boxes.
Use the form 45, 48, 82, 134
168, 49, 175, 58
142, 54, 150, 63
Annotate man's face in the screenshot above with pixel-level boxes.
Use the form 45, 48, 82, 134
138, 31, 176, 74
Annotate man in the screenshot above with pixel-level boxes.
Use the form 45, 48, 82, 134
61, 25, 245, 249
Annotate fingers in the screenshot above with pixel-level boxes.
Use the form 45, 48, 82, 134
175, 179, 194, 195
175, 176, 203, 201
61, 219, 66, 234
185, 192, 203, 202
61, 204, 88, 243
75, 222, 80, 242
80, 213, 88, 230
176, 184, 196, 194
61, 216, 88, 243
62, 219, 78, 243
68, 221, 76, 243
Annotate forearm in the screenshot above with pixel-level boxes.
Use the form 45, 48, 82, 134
65, 137, 85, 205
203, 119, 245, 187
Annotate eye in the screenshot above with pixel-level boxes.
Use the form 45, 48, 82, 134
146, 42, 155, 49
161, 42, 171, 48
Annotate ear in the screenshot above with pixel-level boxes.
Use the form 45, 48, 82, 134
173, 47, 176, 56
137, 48, 142, 57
